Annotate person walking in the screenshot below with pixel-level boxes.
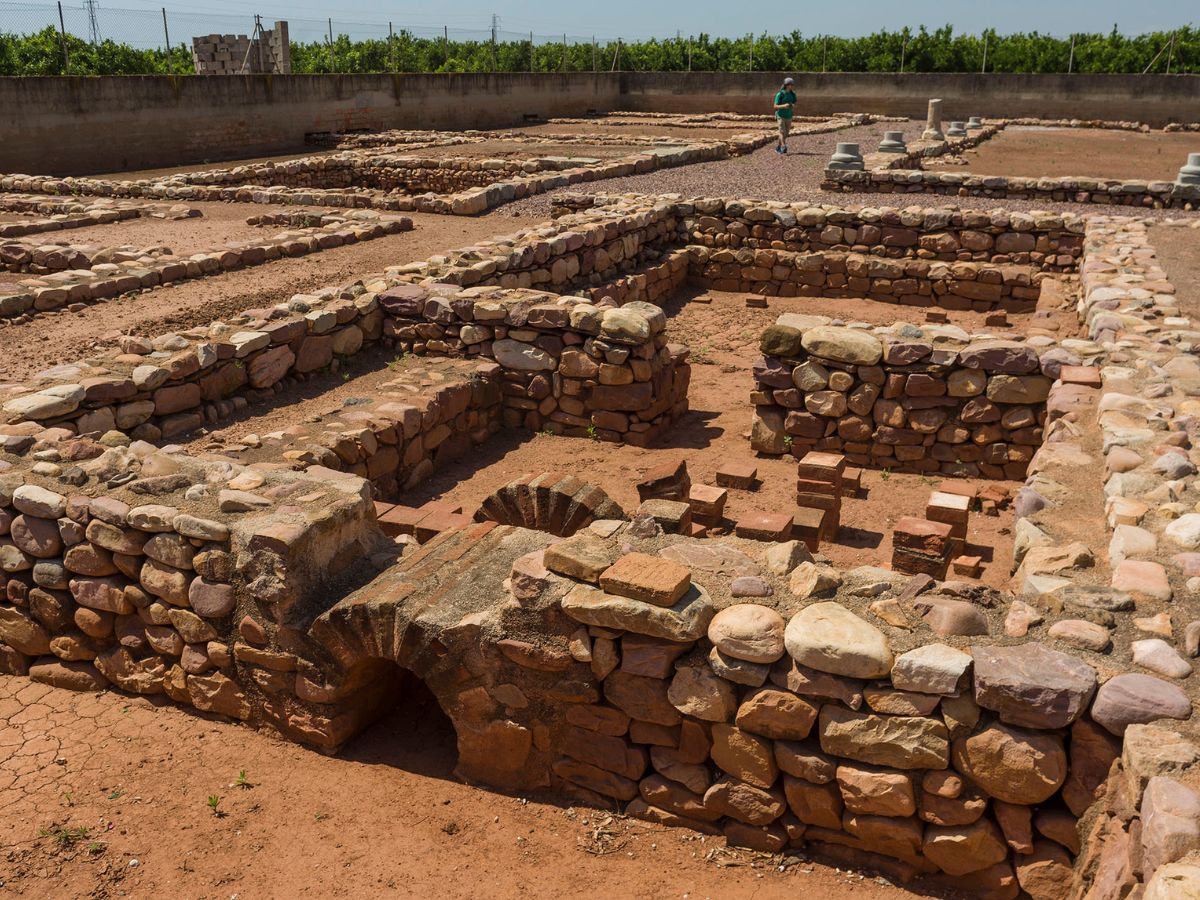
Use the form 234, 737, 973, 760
774, 77, 797, 154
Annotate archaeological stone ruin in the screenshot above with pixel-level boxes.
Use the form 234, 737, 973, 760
3, 103, 1200, 898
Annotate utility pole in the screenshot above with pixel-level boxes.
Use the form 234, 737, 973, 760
161, 8, 170, 63
327, 18, 335, 72
899, 35, 907, 73
688, 39, 692, 72
530, 31, 534, 73
84, 0, 100, 45
443, 26, 448, 68
822, 36, 827, 73
1067, 34, 1075, 74
56, 1, 70, 74
981, 33, 988, 73
592, 36, 596, 72
490, 13, 498, 71
388, 22, 394, 73
1166, 31, 1176, 74
611, 39, 620, 72
748, 33, 753, 72
561, 34, 567, 72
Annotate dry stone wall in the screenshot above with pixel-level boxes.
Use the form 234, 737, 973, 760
688, 246, 1042, 312
750, 318, 1074, 479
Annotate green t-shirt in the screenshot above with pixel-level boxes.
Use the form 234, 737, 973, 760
774, 89, 796, 119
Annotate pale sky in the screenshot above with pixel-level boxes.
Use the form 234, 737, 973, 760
102, 0, 1199, 42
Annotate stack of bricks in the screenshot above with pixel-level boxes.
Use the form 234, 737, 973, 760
926, 490, 981, 578
191, 21, 290, 75
376, 500, 473, 542
892, 516, 954, 577
794, 452, 844, 549
635, 460, 693, 535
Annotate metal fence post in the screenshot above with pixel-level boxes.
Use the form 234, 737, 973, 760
162, 8, 171, 68
56, 1, 70, 74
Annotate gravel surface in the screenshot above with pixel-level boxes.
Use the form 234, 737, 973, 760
503, 120, 1200, 221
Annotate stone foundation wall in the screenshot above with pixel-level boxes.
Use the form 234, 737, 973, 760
750, 319, 1062, 479
557, 194, 1086, 274
0, 455, 379, 735
687, 246, 1042, 312
822, 166, 1200, 209
377, 284, 690, 445
0, 212, 412, 322
580, 248, 691, 307
216, 359, 505, 501
409, 200, 682, 292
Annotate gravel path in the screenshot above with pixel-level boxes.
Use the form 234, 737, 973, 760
503, 121, 1200, 221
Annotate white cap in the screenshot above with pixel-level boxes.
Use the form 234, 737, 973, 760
783, 77, 794, 84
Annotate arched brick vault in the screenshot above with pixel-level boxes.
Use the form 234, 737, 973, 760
474, 472, 625, 536
306, 521, 567, 791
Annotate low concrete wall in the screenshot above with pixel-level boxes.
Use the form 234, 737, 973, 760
619, 72, 1200, 127
0, 74, 623, 175
2, 72, 1198, 175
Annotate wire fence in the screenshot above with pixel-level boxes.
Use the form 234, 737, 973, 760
0, 2, 1196, 76
0, 1, 626, 75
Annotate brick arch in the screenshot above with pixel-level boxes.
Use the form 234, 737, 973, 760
473, 473, 625, 536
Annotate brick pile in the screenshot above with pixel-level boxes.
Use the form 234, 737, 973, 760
191, 21, 290, 75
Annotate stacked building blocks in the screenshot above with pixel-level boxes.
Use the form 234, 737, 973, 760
892, 516, 955, 577
795, 451, 846, 544
688, 484, 728, 528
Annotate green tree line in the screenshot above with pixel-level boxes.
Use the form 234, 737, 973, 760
1, 24, 1196, 76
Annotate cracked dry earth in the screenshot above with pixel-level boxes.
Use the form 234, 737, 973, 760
0, 677, 922, 899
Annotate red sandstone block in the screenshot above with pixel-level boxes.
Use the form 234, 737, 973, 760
415, 510, 473, 542
791, 507, 825, 551
893, 516, 953, 557
843, 467, 863, 493
795, 477, 841, 496
1060, 365, 1102, 387
373, 501, 396, 519
745, 296, 769, 309
925, 310, 949, 324
419, 499, 464, 515
796, 492, 841, 513
378, 505, 428, 537
952, 555, 984, 577
926, 491, 970, 540
984, 311, 1009, 327
796, 452, 846, 483
687, 522, 709, 539
734, 511, 794, 542
689, 484, 728, 520
892, 547, 949, 578
637, 459, 690, 502
716, 461, 758, 490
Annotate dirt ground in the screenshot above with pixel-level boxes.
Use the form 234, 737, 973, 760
0, 675, 931, 900
0, 205, 544, 384
929, 127, 1200, 181
1151, 223, 1200, 316
25, 204, 275, 254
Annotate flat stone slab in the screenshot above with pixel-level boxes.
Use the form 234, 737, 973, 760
561, 582, 714, 643
972, 644, 1098, 730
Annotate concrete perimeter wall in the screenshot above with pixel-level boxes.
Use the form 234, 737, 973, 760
1, 71, 1198, 175
0, 74, 622, 175
621, 72, 1200, 125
